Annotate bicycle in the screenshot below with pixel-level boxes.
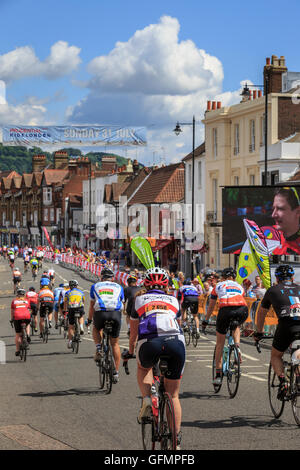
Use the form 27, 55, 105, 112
31, 266, 37, 281
139, 356, 177, 450
256, 333, 300, 426
13, 279, 21, 295
70, 310, 81, 354
11, 320, 29, 362
211, 319, 242, 398
41, 305, 51, 343
184, 306, 199, 348
96, 320, 116, 394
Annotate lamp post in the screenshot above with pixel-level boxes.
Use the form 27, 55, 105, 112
240, 76, 269, 185
173, 115, 195, 278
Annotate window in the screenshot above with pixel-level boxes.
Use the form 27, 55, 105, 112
56, 208, 61, 222
234, 124, 240, 155
250, 174, 255, 185
260, 116, 265, 146
12, 210, 16, 226
43, 187, 52, 204
212, 178, 218, 220
213, 128, 218, 158
271, 171, 279, 185
249, 119, 255, 152
44, 208, 48, 222
198, 161, 202, 188
187, 164, 192, 187
234, 176, 239, 185
34, 211, 38, 226
50, 208, 55, 222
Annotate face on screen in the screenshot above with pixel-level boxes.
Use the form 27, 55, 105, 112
272, 194, 300, 238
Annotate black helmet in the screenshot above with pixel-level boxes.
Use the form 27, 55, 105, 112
101, 268, 114, 279
69, 280, 78, 289
275, 265, 294, 281
185, 278, 192, 285
29, 287, 35, 292
17, 288, 26, 296
222, 267, 237, 279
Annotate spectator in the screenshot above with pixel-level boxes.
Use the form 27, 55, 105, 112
252, 275, 267, 300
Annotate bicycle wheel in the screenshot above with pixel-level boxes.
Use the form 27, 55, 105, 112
159, 392, 177, 450
98, 356, 105, 389
191, 319, 198, 348
142, 414, 156, 450
104, 346, 114, 394
184, 326, 191, 346
290, 366, 300, 426
227, 345, 240, 398
212, 347, 223, 393
268, 363, 285, 418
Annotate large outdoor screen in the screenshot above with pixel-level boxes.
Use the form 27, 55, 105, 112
222, 185, 300, 255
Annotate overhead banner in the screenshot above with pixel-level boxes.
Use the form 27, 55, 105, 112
2, 125, 147, 146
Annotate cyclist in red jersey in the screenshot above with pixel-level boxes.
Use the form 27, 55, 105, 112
11, 288, 31, 356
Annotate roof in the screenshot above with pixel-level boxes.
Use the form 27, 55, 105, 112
1, 177, 12, 190
21, 174, 33, 188
182, 142, 205, 162
42, 169, 69, 185
129, 163, 184, 205
282, 132, 300, 143
0, 170, 21, 179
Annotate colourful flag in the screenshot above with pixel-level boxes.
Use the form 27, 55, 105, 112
197, 275, 205, 290
130, 236, 155, 269
236, 219, 271, 289
42, 226, 55, 252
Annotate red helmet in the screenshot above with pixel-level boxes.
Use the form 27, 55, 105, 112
144, 267, 169, 288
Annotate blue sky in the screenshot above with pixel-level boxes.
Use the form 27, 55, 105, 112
1, 0, 300, 165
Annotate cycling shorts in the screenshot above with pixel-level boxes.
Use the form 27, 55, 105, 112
13, 277, 21, 284
93, 310, 122, 338
216, 306, 248, 335
136, 335, 185, 380
68, 307, 85, 325
14, 319, 30, 333
182, 296, 199, 315
273, 319, 300, 352
30, 304, 38, 316
39, 302, 54, 318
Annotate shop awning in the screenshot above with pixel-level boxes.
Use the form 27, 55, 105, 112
153, 239, 173, 251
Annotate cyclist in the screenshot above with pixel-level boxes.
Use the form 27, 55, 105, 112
36, 249, 43, 269
202, 267, 248, 386
30, 256, 39, 277
8, 251, 15, 269
12, 267, 22, 293
38, 278, 54, 336
123, 273, 141, 337
178, 277, 200, 338
11, 288, 31, 356
88, 267, 124, 384
253, 265, 300, 399
48, 268, 55, 288
23, 252, 30, 272
53, 283, 65, 329
26, 287, 39, 333
123, 267, 185, 449
64, 280, 85, 349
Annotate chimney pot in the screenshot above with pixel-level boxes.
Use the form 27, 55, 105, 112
217, 101, 221, 109
258, 90, 262, 98
212, 101, 216, 110
266, 57, 271, 65
207, 100, 211, 111
253, 90, 257, 99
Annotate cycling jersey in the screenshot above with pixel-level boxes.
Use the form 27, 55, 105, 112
38, 288, 54, 303
65, 288, 85, 309
124, 285, 141, 315
24, 255, 30, 263
26, 291, 38, 306
131, 289, 182, 340
261, 281, 300, 320
178, 285, 199, 299
48, 270, 55, 277
211, 280, 247, 308
30, 259, 38, 267
90, 281, 124, 311
12, 269, 21, 279
11, 299, 31, 321
53, 287, 64, 302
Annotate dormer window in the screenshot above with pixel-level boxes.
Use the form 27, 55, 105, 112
43, 187, 52, 205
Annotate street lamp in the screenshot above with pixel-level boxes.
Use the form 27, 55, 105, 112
173, 115, 196, 277
240, 76, 269, 186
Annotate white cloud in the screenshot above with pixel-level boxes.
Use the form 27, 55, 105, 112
0, 41, 81, 83
0, 80, 6, 104
0, 102, 47, 126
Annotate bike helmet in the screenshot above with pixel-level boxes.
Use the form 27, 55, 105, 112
29, 286, 35, 292
101, 268, 114, 279
275, 264, 294, 280
222, 267, 237, 279
127, 272, 138, 284
17, 288, 26, 296
144, 267, 169, 288
69, 280, 78, 289
40, 278, 50, 287
185, 278, 192, 285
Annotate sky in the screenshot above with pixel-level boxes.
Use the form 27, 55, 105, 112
1, 0, 300, 166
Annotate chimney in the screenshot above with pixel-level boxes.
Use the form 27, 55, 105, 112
258, 90, 262, 98
217, 101, 221, 109
253, 90, 257, 99
207, 101, 212, 111
212, 101, 216, 110
32, 154, 47, 172
264, 54, 287, 94
54, 151, 69, 169
132, 159, 139, 175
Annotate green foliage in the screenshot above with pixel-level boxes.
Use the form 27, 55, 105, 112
0, 144, 134, 173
